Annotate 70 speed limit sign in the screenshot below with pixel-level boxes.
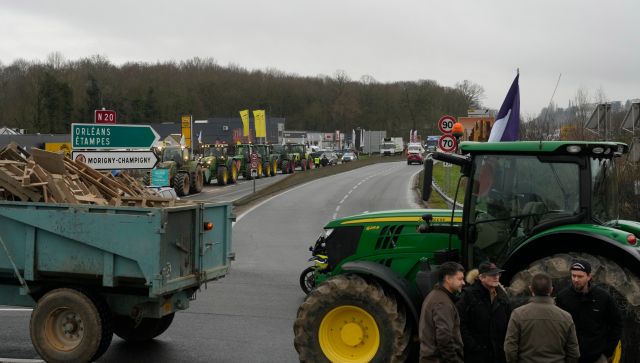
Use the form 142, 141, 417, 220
438, 134, 457, 153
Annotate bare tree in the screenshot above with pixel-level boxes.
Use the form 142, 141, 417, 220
455, 80, 485, 108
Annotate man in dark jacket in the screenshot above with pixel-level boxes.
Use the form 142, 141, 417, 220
556, 259, 623, 363
419, 261, 465, 363
456, 262, 511, 363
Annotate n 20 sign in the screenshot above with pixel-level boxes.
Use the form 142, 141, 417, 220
438, 115, 456, 134
95, 110, 117, 124
438, 134, 457, 153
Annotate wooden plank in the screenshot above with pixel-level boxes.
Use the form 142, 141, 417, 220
30, 148, 66, 174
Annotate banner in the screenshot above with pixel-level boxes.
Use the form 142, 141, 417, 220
181, 115, 192, 148
253, 110, 266, 138
239, 110, 250, 137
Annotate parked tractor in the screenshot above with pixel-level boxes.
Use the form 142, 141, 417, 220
254, 144, 277, 177
286, 143, 313, 171
231, 143, 263, 180
200, 143, 238, 186
294, 141, 640, 363
145, 146, 204, 196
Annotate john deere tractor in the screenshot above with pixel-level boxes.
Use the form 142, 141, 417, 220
286, 143, 313, 171
231, 143, 263, 180
294, 141, 640, 363
254, 144, 277, 177
273, 144, 294, 174
145, 146, 204, 196
200, 143, 238, 186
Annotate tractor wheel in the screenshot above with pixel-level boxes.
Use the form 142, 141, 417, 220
173, 173, 189, 196
217, 166, 229, 186
271, 161, 278, 176
190, 166, 204, 193
290, 161, 295, 174
256, 163, 263, 179
293, 274, 410, 363
263, 162, 271, 177
142, 173, 150, 186
308, 159, 314, 170
229, 163, 238, 184
113, 313, 175, 343
508, 253, 640, 363
282, 161, 289, 174
30, 288, 113, 363
299, 266, 317, 295
301, 159, 307, 171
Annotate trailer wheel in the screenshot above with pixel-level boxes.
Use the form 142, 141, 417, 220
294, 274, 410, 363
508, 253, 640, 363
113, 313, 175, 342
173, 173, 189, 196
217, 166, 229, 186
30, 288, 112, 363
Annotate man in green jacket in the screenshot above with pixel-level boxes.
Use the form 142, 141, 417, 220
419, 261, 466, 363
504, 272, 580, 363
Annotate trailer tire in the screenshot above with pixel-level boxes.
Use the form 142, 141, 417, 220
293, 274, 410, 363
173, 173, 189, 196
508, 252, 640, 363
30, 288, 110, 363
113, 313, 175, 343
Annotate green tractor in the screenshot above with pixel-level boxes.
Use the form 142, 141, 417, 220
286, 143, 313, 171
231, 143, 264, 180
254, 144, 277, 177
273, 144, 294, 174
294, 141, 640, 363
145, 146, 204, 196
200, 143, 238, 186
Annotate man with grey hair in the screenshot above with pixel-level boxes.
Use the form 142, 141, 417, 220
504, 273, 580, 363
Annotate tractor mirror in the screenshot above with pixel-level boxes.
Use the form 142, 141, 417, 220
422, 157, 433, 201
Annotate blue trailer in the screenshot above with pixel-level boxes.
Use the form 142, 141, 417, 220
0, 200, 233, 362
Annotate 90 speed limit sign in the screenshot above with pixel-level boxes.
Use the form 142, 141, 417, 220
438, 134, 457, 153
438, 115, 457, 134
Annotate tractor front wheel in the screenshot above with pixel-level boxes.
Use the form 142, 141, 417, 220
229, 163, 238, 183
271, 161, 278, 176
294, 274, 410, 363
508, 253, 640, 363
299, 266, 316, 295
282, 161, 290, 174
301, 159, 307, 171
190, 167, 204, 193
173, 173, 189, 196
217, 166, 229, 186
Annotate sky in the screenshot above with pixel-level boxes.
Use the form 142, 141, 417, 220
1, 0, 638, 117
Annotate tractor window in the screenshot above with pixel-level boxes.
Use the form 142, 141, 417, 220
162, 148, 182, 163
469, 154, 580, 264
591, 157, 618, 223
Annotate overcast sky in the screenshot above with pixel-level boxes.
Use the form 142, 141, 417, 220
1, 0, 638, 117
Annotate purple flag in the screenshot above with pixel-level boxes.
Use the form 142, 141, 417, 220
488, 74, 520, 142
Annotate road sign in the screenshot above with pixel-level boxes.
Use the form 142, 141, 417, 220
95, 110, 117, 124
438, 134, 457, 153
151, 168, 170, 187
71, 150, 159, 170
72, 123, 160, 149
438, 115, 457, 134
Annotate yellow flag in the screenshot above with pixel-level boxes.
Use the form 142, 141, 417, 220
239, 110, 250, 137
181, 115, 192, 148
253, 110, 266, 138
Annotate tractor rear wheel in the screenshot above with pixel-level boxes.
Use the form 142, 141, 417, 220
217, 166, 229, 186
271, 161, 278, 176
113, 313, 175, 343
308, 159, 314, 170
301, 159, 307, 171
294, 274, 410, 363
508, 253, 640, 363
229, 163, 238, 183
173, 173, 189, 196
282, 161, 290, 174
190, 166, 204, 193
256, 163, 263, 179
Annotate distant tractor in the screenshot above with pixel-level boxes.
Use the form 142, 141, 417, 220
286, 143, 313, 171
254, 144, 277, 177
273, 144, 294, 174
145, 146, 204, 196
231, 143, 264, 180
200, 143, 238, 186
294, 141, 640, 362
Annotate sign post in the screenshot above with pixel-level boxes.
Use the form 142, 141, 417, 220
71, 123, 160, 150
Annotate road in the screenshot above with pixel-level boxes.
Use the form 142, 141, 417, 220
0, 161, 423, 362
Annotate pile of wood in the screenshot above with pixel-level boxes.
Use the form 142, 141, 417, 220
0, 143, 175, 207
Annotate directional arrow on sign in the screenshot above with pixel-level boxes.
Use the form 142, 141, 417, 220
71, 150, 159, 170
71, 123, 160, 149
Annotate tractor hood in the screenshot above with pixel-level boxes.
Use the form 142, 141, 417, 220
326, 209, 462, 228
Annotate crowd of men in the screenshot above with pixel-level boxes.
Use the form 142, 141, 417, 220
419, 259, 623, 363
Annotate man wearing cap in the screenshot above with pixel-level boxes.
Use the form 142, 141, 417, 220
456, 262, 511, 363
556, 259, 622, 363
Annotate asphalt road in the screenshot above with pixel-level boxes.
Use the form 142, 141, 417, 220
0, 161, 424, 362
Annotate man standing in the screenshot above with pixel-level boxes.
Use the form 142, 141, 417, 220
556, 259, 622, 363
456, 262, 511, 363
419, 261, 465, 363
504, 272, 580, 363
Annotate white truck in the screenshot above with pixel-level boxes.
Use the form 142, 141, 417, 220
380, 137, 404, 156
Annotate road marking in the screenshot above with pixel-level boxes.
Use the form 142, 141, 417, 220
335, 205, 341, 212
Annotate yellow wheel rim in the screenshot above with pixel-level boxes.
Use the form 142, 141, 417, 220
273, 163, 277, 175
610, 341, 622, 363
232, 166, 237, 181
258, 163, 262, 175
319, 305, 380, 363
223, 169, 228, 184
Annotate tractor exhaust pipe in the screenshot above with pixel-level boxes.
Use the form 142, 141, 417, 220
422, 156, 433, 201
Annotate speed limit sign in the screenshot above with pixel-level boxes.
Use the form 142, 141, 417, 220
438, 115, 457, 134
438, 134, 457, 153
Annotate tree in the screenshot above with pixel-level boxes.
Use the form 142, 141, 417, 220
455, 80, 485, 109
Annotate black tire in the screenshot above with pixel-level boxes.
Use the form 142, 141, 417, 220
190, 166, 204, 193
293, 274, 410, 363
282, 161, 289, 174
113, 313, 175, 343
217, 166, 228, 186
301, 159, 307, 171
299, 266, 316, 294
263, 162, 271, 177
508, 253, 640, 363
173, 173, 189, 196
30, 288, 112, 363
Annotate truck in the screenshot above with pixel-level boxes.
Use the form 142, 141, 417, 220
294, 141, 637, 362
0, 199, 233, 363
425, 135, 439, 152
380, 137, 404, 156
